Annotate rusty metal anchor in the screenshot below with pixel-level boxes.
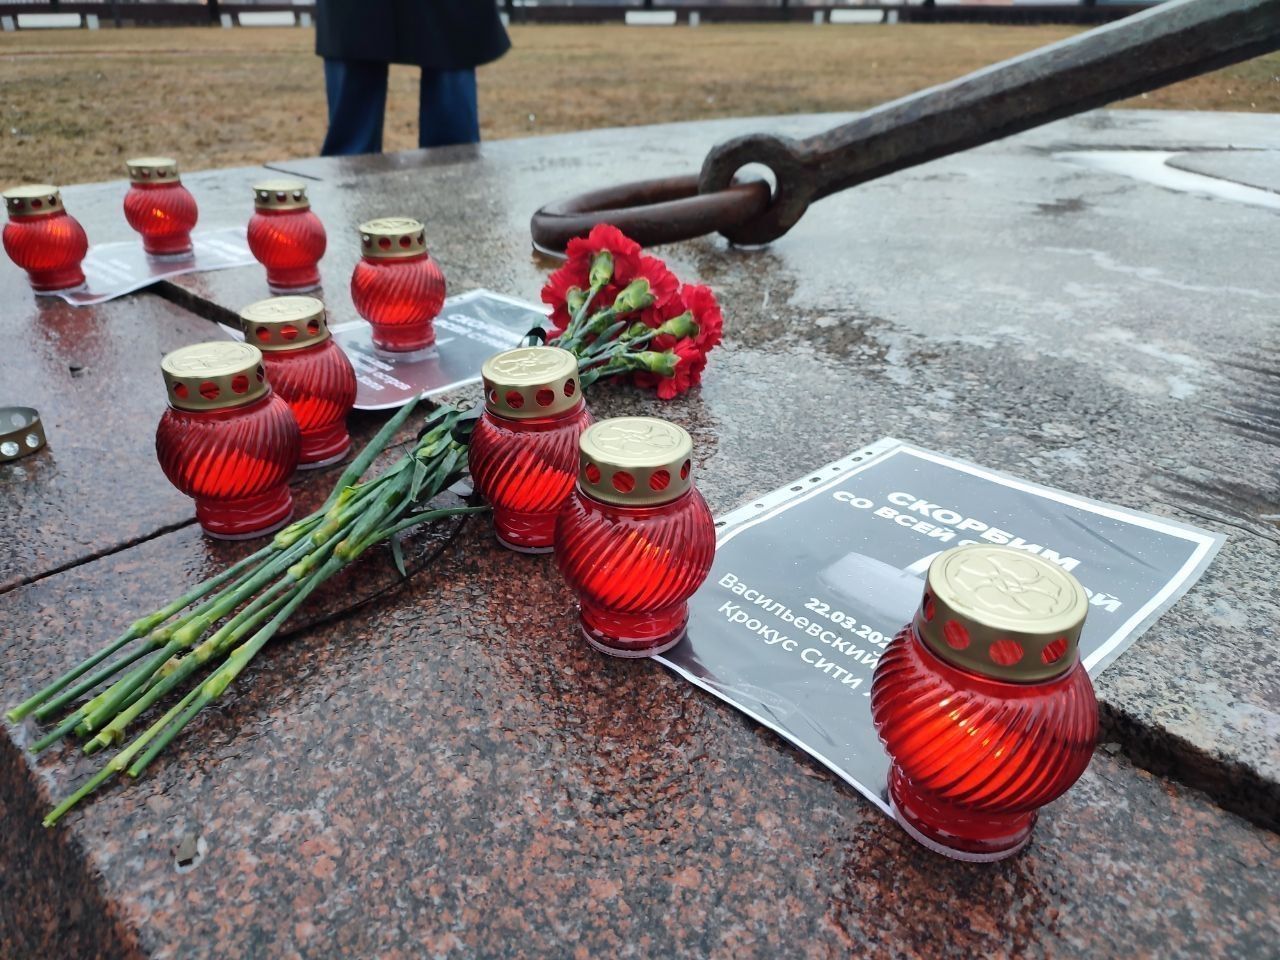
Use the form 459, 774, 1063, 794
530, 0, 1280, 252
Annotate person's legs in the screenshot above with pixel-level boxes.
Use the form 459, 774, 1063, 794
418, 68, 480, 148
321, 59, 389, 156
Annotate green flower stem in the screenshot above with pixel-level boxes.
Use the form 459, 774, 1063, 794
68, 531, 325, 732
126, 554, 343, 781
7, 546, 272, 723
315, 395, 423, 514
31, 640, 163, 724
370, 505, 489, 544
31, 538, 314, 726
561, 282, 605, 343
574, 322, 630, 360
78, 493, 376, 753
72, 642, 186, 739
309, 482, 384, 548
335, 488, 406, 563
27, 392, 477, 824
84, 585, 295, 755
43, 685, 204, 828
165, 537, 315, 652
30, 707, 93, 754
42, 531, 321, 748
577, 357, 636, 390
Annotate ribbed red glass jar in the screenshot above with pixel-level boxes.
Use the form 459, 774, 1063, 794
240, 295, 357, 468
469, 346, 593, 552
155, 341, 301, 539
122, 157, 198, 257
2, 184, 89, 293
870, 545, 1098, 862
247, 179, 326, 293
350, 217, 445, 353
555, 417, 716, 657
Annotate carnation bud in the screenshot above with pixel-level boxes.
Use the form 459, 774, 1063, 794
624, 321, 650, 340
566, 286, 587, 318
612, 279, 654, 315
633, 350, 678, 378
589, 251, 614, 289
654, 310, 698, 340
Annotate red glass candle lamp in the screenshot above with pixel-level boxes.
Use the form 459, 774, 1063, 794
350, 217, 445, 354
155, 341, 301, 540
469, 346, 594, 553
2, 184, 89, 294
555, 417, 716, 657
240, 296, 357, 469
247, 179, 326, 293
870, 545, 1098, 862
123, 156, 198, 258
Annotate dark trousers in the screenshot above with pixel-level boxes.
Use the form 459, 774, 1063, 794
321, 59, 480, 156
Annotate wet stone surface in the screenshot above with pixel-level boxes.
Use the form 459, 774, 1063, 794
196, 109, 1280, 819
0, 293, 219, 591
1165, 148, 1280, 194
1, 110, 1278, 955
0, 287, 395, 593
0, 165, 398, 592
1, 516, 1278, 959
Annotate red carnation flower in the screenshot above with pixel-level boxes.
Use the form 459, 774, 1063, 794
679, 284, 724, 354
541, 224, 648, 336
654, 339, 706, 400
633, 338, 706, 400
633, 256, 681, 330
564, 224, 642, 283
541, 263, 583, 338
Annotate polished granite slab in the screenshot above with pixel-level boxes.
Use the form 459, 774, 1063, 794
172, 110, 1280, 823
1165, 148, 1280, 193
0, 165, 394, 591
2, 500, 1277, 959
1, 110, 1278, 956
0, 292, 223, 591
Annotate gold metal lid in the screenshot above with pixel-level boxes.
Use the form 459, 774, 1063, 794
578, 416, 694, 507
125, 156, 180, 184
239, 296, 330, 352
0, 407, 45, 463
161, 341, 269, 412
481, 346, 581, 419
252, 178, 311, 212
358, 217, 427, 259
916, 545, 1088, 683
3, 184, 64, 218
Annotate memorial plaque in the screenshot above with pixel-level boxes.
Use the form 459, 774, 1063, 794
662, 439, 1222, 811
221, 289, 546, 409
50, 227, 256, 306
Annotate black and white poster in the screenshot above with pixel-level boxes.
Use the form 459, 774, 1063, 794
222, 289, 546, 410
329, 289, 545, 410
659, 438, 1223, 814
53, 227, 257, 305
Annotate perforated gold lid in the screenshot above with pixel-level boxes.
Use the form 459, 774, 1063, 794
578, 416, 694, 507
253, 179, 311, 212
916, 545, 1088, 683
481, 346, 581, 419
161, 341, 269, 412
0, 407, 45, 462
239, 296, 330, 352
126, 157, 180, 184
3, 184, 64, 218
358, 217, 427, 259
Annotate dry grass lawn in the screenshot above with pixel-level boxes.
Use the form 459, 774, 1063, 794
1, 23, 1277, 187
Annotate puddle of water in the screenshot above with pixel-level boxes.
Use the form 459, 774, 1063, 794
1057, 150, 1280, 212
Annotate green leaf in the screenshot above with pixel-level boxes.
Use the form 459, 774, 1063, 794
390, 534, 407, 579
408, 458, 429, 503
